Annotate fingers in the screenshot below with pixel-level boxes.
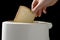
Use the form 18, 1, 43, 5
35, 7, 47, 17
38, 9, 42, 17
31, 0, 58, 17
31, 0, 46, 14
35, 8, 43, 17
43, 7, 47, 14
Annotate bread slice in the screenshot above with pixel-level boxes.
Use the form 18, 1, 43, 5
14, 6, 35, 23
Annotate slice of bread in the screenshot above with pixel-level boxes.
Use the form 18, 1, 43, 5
14, 6, 35, 23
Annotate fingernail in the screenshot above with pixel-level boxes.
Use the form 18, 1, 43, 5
35, 15, 37, 17
39, 15, 41, 17
35, 16, 37, 17
43, 10, 47, 14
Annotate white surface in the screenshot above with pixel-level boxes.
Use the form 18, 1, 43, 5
2, 21, 52, 40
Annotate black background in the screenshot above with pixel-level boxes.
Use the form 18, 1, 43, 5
0, 0, 60, 40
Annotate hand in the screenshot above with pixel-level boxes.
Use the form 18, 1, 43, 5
31, 0, 58, 17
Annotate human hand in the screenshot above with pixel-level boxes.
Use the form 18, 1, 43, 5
31, 0, 58, 17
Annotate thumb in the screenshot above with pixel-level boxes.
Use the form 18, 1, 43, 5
31, 0, 40, 13
31, 0, 38, 9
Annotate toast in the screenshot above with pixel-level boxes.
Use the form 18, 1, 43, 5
14, 6, 35, 23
